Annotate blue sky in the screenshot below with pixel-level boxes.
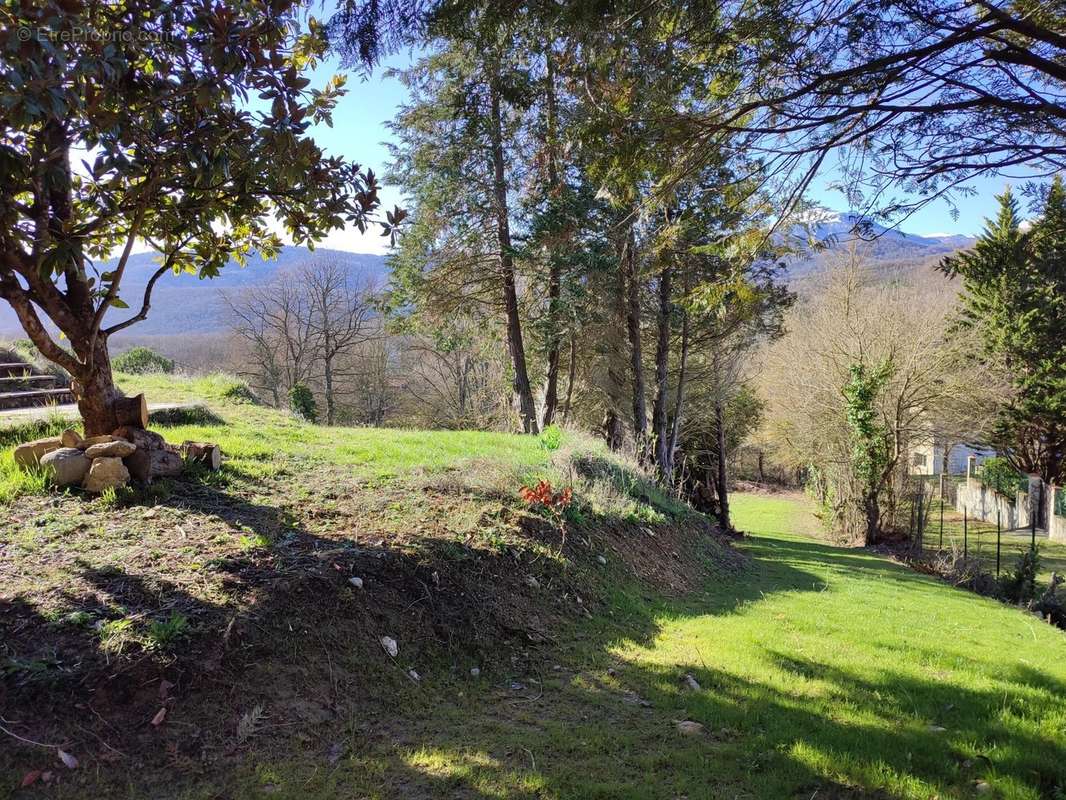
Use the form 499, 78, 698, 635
306, 42, 1022, 253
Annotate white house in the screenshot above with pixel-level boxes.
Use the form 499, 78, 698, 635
909, 438, 995, 476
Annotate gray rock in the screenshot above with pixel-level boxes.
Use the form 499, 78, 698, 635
77, 435, 116, 450
14, 437, 62, 469
596, 555, 608, 566
40, 447, 90, 486
82, 457, 130, 493
470, 667, 481, 678
84, 440, 136, 459
675, 720, 706, 736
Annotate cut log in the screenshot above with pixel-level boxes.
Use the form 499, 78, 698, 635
181, 441, 222, 471
114, 394, 148, 429
125, 448, 183, 483
113, 426, 167, 451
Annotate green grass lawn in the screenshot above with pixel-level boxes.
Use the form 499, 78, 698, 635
222, 491, 1066, 799
3, 376, 1065, 799
0, 372, 561, 502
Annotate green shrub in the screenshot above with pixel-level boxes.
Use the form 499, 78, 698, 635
978, 457, 1028, 498
539, 424, 563, 451
147, 613, 189, 650
113, 346, 174, 374
999, 546, 1041, 605
220, 380, 258, 403
288, 383, 317, 422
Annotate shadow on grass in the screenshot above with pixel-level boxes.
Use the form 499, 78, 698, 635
3, 466, 1065, 799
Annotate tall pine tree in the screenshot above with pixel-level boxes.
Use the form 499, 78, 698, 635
942, 181, 1066, 484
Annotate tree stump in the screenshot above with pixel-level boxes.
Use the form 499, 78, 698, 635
114, 394, 148, 429
181, 441, 221, 471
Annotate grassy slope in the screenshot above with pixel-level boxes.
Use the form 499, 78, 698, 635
284, 492, 1063, 800
2, 377, 1065, 799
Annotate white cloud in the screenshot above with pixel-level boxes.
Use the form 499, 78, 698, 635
314, 223, 393, 255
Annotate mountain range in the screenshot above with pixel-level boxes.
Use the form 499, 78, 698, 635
0, 214, 976, 340
0, 248, 389, 338
787, 211, 976, 274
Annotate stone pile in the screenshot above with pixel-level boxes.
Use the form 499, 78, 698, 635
13, 425, 220, 494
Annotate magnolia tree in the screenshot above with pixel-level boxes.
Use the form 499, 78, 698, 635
0, 0, 400, 434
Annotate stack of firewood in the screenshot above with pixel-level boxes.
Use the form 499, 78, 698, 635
111, 394, 221, 482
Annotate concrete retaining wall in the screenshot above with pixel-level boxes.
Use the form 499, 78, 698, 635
1051, 485, 1066, 543
956, 480, 1023, 528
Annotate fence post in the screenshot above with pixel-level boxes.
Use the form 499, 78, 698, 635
939, 494, 944, 550
964, 507, 968, 559
909, 490, 916, 541
916, 482, 925, 550
996, 508, 1001, 577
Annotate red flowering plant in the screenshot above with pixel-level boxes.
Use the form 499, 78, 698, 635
519, 479, 574, 552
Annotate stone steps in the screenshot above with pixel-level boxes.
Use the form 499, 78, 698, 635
0, 357, 73, 410
0, 387, 75, 410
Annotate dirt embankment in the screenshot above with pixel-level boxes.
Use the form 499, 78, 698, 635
1, 465, 742, 794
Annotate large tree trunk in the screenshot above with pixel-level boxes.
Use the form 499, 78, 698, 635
562, 335, 577, 423
652, 262, 672, 478
603, 409, 624, 451
667, 305, 690, 473
620, 224, 647, 457
323, 349, 336, 426
863, 493, 881, 545
715, 397, 731, 532
74, 336, 124, 436
541, 48, 562, 430
489, 83, 538, 434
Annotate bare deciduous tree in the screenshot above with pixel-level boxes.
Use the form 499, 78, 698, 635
223, 259, 379, 422
757, 251, 987, 543
302, 259, 379, 424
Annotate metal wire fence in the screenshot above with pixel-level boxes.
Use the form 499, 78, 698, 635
907, 478, 1066, 583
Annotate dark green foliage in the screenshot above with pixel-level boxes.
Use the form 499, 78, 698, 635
942, 181, 1066, 484
220, 381, 259, 404
977, 456, 1028, 499
999, 547, 1041, 606
842, 361, 893, 490
113, 347, 174, 375
147, 612, 189, 651
288, 383, 318, 423
148, 405, 224, 426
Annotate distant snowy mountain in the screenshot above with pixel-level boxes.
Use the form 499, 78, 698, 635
787, 211, 976, 276
0, 247, 389, 337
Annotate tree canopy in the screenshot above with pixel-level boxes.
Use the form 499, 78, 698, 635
942, 180, 1066, 484
0, 0, 395, 433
